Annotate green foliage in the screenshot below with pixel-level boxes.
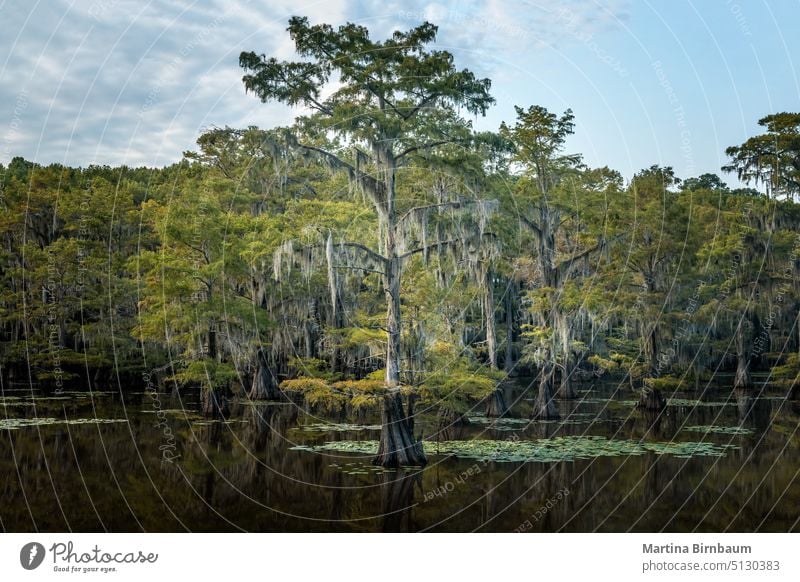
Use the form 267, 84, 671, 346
172, 359, 238, 389
281, 376, 386, 410
0, 15, 798, 424
287, 357, 340, 381
772, 353, 800, 388
416, 340, 505, 411
724, 112, 800, 199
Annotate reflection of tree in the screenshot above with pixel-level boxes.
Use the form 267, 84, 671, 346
381, 469, 420, 532
735, 388, 771, 434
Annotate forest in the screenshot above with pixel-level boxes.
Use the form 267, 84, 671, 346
1, 17, 799, 475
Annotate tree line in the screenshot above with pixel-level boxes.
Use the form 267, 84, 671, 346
1, 17, 799, 466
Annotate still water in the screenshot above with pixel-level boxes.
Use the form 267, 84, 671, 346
1, 380, 798, 532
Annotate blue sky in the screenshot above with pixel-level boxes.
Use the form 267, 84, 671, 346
1, 0, 798, 185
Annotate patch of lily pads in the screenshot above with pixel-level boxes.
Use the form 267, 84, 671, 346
467, 413, 598, 430
327, 461, 398, 475
0, 417, 129, 430
682, 425, 753, 436
0, 399, 34, 407
667, 398, 733, 407
292, 422, 381, 433
140, 409, 204, 421
466, 415, 531, 429
190, 419, 248, 426
291, 435, 738, 463
577, 397, 637, 405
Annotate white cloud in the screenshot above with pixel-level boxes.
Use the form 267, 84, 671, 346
0, 0, 628, 167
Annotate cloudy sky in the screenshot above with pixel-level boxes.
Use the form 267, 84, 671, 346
1, 0, 798, 184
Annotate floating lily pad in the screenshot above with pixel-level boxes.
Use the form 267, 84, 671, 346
668, 398, 733, 407
0, 417, 128, 430
190, 419, 248, 426
465, 416, 531, 431
467, 413, 597, 430
140, 409, 204, 421
291, 435, 738, 463
292, 422, 381, 432
24, 396, 74, 401
683, 425, 753, 435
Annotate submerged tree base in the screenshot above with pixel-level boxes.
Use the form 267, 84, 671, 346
638, 388, 666, 411
531, 371, 560, 419
202, 387, 230, 418
373, 392, 427, 468
485, 387, 509, 417
435, 406, 470, 441
558, 379, 578, 399
248, 349, 281, 400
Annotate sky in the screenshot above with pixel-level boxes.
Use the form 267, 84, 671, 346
1, 0, 798, 185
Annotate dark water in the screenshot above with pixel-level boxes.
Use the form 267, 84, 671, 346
1, 380, 799, 532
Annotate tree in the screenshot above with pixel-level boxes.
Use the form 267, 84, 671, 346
723, 112, 800, 200
616, 166, 693, 409
500, 106, 605, 418
682, 173, 729, 192
134, 166, 265, 416
240, 17, 495, 466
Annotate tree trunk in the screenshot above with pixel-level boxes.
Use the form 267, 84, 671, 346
384, 256, 402, 387
369, 149, 427, 468
207, 324, 217, 360
734, 321, 751, 389
249, 348, 280, 400
373, 392, 427, 467
483, 265, 497, 370
532, 202, 562, 417
532, 364, 559, 419
504, 281, 515, 374
558, 365, 578, 399
201, 386, 229, 418
553, 309, 577, 398
435, 406, 470, 441
638, 320, 665, 409
485, 387, 508, 417
638, 384, 666, 410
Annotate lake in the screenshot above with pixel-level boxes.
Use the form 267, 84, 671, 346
1, 379, 798, 532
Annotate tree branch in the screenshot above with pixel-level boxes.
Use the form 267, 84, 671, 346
329, 242, 388, 266
557, 239, 603, 276
396, 199, 471, 225
519, 214, 543, 238
295, 143, 385, 209
333, 264, 386, 277
397, 234, 496, 262
396, 138, 458, 162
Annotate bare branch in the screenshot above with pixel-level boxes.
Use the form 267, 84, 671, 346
295, 143, 385, 209
396, 199, 470, 225
333, 264, 386, 276
330, 242, 388, 266
398, 234, 496, 262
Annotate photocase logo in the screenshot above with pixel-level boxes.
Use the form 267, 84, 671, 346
20, 542, 46, 570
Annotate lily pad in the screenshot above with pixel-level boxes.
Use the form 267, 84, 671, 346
668, 398, 733, 407
0, 417, 128, 430
291, 435, 738, 463
140, 409, 204, 421
683, 425, 753, 435
292, 422, 381, 432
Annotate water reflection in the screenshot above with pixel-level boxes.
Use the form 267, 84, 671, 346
0, 381, 798, 532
